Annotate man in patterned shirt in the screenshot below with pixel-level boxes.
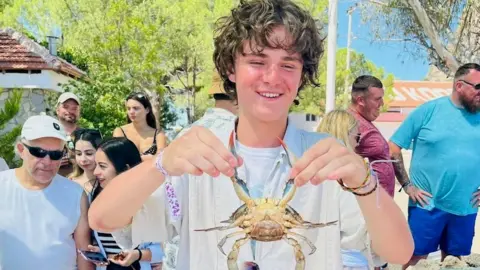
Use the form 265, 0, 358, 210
348, 75, 394, 270
348, 75, 395, 198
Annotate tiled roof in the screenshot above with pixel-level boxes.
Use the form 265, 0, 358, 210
0, 28, 86, 78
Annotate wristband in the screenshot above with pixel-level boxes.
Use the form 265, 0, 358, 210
155, 150, 169, 177
134, 247, 142, 262
155, 150, 181, 221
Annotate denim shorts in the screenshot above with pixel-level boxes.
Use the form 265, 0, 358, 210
408, 207, 477, 256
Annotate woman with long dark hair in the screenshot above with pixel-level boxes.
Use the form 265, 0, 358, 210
68, 129, 103, 193
87, 138, 163, 270
112, 92, 167, 159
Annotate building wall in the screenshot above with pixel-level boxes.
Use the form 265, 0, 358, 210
0, 70, 72, 93
0, 89, 48, 135
289, 112, 321, 131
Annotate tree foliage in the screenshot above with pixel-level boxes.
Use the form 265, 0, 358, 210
358, 0, 480, 76
291, 48, 395, 115
0, 89, 22, 167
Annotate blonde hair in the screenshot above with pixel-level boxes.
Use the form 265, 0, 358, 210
317, 110, 358, 151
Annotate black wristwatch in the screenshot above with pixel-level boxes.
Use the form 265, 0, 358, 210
134, 247, 143, 262
398, 181, 412, 193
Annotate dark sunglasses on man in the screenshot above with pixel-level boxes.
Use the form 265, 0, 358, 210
459, 80, 480, 90
23, 143, 65, 161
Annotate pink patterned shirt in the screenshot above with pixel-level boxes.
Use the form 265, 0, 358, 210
349, 109, 395, 197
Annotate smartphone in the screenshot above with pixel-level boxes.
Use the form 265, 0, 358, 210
78, 249, 108, 264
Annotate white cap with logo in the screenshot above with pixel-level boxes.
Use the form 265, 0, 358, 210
21, 115, 67, 141
57, 92, 80, 105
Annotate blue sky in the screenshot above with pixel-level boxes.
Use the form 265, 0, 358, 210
336, 1, 430, 81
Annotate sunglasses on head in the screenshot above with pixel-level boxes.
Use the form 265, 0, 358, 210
459, 80, 480, 90
23, 143, 65, 161
68, 129, 102, 150
73, 128, 102, 138
127, 93, 147, 100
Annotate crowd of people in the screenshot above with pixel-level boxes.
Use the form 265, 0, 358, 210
0, 0, 479, 270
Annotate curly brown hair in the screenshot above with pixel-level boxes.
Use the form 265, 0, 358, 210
213, 0, 324, 99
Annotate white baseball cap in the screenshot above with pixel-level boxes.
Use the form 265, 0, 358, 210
57, 92, 80, 105
21, 115, 67, 141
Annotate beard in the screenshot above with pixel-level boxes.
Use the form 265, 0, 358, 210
60, 115, 78, 124
459, 93, 480, 114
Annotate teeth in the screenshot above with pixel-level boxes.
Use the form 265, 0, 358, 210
259, 92, 280, 98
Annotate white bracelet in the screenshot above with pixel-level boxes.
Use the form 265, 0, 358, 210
155, 150, 169, 177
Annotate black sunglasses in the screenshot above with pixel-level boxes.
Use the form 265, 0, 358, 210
459, 80, 480, 90
23, 143, 65, 160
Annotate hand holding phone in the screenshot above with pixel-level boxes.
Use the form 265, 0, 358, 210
78, 249, 109, 266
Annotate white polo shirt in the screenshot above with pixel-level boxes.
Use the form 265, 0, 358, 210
130, 115, 372, 270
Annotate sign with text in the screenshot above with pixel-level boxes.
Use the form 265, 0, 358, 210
389, 81, 452, 108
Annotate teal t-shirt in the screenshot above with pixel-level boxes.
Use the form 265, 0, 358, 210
391, 96, 480, 215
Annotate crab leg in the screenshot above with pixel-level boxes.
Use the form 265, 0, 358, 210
217, 231, 246, 255
194, 215, 246, 232
227, 235, 250, 270
300, 220, 338, 229
285, 231, 317, 255
283, 236, 306, 270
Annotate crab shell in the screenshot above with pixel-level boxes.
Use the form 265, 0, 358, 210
224, 197, 307, 241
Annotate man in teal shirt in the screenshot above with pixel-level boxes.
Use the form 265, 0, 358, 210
389, 63, 480, 269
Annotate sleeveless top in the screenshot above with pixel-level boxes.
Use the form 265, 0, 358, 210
0, 169, 83, 270
120, 127, 158, 155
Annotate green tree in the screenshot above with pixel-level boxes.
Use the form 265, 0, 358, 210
158, 95, 178, 131
0, 89, 22, 167
291, 48, 395, 115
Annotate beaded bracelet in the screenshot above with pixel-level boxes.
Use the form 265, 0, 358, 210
337, 160, 371, 192
352, 178, 378, 196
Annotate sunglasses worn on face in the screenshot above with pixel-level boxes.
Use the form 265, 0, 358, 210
355, 133, 361, 143
459, 80, 480, 90
23, 143, 65, 160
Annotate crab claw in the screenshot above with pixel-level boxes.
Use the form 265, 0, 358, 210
277, 137, 298, 207
229, 131, 254, 206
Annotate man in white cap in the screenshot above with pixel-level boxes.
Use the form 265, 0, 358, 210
57, 92, 81, 134
56, 92, 81, 177
0, 115, 93, 270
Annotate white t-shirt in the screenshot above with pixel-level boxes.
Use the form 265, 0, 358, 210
235, 142, 281, 258
129, 118, 372, 270
0, 169, 84, 270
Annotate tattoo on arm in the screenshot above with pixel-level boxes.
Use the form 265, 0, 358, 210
391, 152, 410, 186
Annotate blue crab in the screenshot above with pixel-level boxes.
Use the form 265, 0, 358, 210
195, 132, 337, 270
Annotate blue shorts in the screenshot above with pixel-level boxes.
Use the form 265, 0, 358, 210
408, 207, 477, 256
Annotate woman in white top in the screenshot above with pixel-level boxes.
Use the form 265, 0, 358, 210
88, 137, 163, 270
